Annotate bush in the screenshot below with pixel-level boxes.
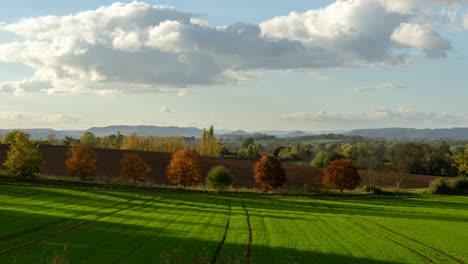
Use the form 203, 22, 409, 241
3, 132, 44, 177
429, 176, 468, 195
254, 154, 286, 190
206, 165, 234, 192
453, 176, 468, 194
363, 185, 383, 195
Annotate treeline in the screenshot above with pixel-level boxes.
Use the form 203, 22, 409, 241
1, 131, 288, 191
2, 131, 467, 194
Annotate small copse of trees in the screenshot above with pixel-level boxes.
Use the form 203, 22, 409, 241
206, 165, 234, 192
254, 154, 286, 190
323, 159, 361, 193
3, 132, 44, 177
120, 153, 151, 185
65, 144, 97, 181
166, 149, 201, 188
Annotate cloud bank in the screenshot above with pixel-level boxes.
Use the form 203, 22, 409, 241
0, 1, 458, 95
281, 107, 467, 129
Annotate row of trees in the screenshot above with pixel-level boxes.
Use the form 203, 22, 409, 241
1, 133, 292, 191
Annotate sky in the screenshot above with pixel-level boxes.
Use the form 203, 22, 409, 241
0, 0, 467, 132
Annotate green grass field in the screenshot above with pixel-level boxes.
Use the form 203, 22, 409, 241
0, 178, 467, 264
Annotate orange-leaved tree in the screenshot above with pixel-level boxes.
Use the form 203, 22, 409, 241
65, 144, 97, 181
253, 154, 286, 190
166, 149, 201, 188
323, 159, 361, 192
120, 153, 151, 185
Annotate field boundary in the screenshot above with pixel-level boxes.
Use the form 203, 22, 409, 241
0, 196, 157, 256
210, 201, 232, 264
242, 200, 253, 264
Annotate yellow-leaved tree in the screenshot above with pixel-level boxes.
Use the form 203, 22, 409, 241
166, 149, 201, 188
199, 125, 220, 157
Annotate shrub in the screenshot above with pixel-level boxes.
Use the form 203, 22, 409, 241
453, 176, 468, 194
363, 185, 383, 195
65, 144, 97, 181
254, 154, 286, 190
429, 176, 468, 195
323, 159, 361, 193
166, 149, 201, 188
429, 178, 452, 194
206, 165, 234, 192
120, 153, 151, 185
3, 132, 44, 177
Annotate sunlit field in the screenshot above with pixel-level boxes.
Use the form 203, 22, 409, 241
0, 178, 467, 264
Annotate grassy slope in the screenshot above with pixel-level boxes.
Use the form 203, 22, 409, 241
0, 177, 467, 264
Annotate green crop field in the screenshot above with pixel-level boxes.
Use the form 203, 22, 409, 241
0, 178, 467, 264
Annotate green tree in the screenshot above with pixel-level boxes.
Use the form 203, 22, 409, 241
356, 141, 385, 187
310, 152, 344, 168
3, 132, 44, 177
206, 165, 234, 192
241, 138, 255, 148
80, 132, 99, 147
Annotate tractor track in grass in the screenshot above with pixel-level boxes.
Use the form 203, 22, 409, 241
0, 196, 158, 256
346, 218, 435, 264
0, 195, 144, 243
242, 200, 253, 264
363, 219, 465, 264
210, 201, 232, 264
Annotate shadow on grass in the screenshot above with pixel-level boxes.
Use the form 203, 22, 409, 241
1, 223, 405, 264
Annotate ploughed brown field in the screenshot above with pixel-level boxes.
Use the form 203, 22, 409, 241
0, 144, 444, 189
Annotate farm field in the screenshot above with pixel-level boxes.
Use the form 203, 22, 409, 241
0, 178, 467, 264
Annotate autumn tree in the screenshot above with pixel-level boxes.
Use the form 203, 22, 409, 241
120, 153, 151, 185
453, 145, 468, 175
206, 165, 234, 192
65, 144, 97, 181
121, 134, 186, 152
323, 159, 361, 193
166, 149, 201, 188
3, 132, 44, 177
254, 154, 286, 190
199, 126, 221, 157
1, 130, 28, 144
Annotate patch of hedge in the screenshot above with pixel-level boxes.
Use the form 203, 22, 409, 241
429, 176, 468, 195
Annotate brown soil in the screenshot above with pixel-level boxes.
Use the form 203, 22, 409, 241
0, 144, 446, 189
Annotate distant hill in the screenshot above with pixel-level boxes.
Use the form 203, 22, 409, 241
0, 125, 203, 139
346, 127, 468, 140
280, 130, 311, 138
222, 130, 249, 136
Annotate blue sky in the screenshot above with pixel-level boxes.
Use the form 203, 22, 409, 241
0, 0, 467, 131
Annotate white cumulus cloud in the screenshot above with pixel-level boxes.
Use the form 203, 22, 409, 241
0, 1, 456, 95
160, 106, 172, 113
